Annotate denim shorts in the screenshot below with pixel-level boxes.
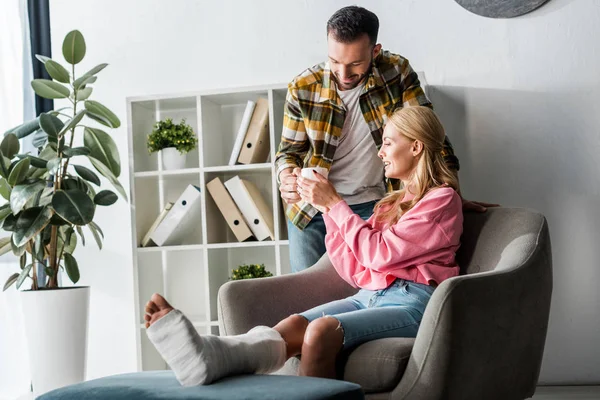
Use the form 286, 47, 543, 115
299, 279, 435, 350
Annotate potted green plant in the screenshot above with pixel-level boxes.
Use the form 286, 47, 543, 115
147, 118, 197, 170
230, 263, 273, 280
1, 30, 126, 397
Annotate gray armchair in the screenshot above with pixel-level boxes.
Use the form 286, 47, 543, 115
218, 207, 553, 400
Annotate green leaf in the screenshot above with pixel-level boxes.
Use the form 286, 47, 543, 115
46, 158, 61, 174
52, 189, 95, 225
75, 225, 85, 246
35, 55, 51, 64
74, 165, 100, 186
26, 155, 49, 169
0, 157, 9, 179
3, 273, 19, 291
10, 180, 45, 214
94, 190, 117, 206
39, 113, 64, 137
16, 264, 33, 289
87, 156, 127, 200
0, 204, 12, 222
77, 87, 93, 101
88, 222, 102, 250
63, 147, 90, 157
11, 236, 26, 257
89, 220, 104, 238
44, 60, 70, 83
2, 213, 17, 231
4, 118, 40, 139
0, 178, 11, 200
0, 236, 11, 254
49, 213, 69, 226
82, 63, 108, 78
84, 100, 120, 128
13, 206, 53, 247
39, 146, 56, 161
58, 110, 87, 136
63, 253, 80, 283
31, 79, 70, 99
58, 225, 77, 255
83, 128, 120, 176
73, 75, 96, 90
1, 134, 20, 159
7, 158, 30, 186
62, 30, 86, 65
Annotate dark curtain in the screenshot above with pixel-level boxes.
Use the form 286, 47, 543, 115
28, 0, 53, 115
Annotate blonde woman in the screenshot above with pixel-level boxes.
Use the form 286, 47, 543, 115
144, 106, 464, 385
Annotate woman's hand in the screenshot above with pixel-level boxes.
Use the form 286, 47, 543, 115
296, 170, 343, 213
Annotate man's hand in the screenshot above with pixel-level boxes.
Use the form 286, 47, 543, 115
279, 167, 302, 205
297, 170, 343, 214
461, 198, 500, 213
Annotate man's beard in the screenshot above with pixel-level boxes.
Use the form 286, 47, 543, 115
333, 59, 373, 90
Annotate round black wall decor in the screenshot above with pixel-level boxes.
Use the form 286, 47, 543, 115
455, 0, 551, 18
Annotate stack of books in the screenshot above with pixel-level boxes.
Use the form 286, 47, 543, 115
207, 176, 274, 242
229, 97, 270, 166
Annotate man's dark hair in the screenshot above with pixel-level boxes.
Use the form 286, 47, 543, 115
327, 6, 379, 45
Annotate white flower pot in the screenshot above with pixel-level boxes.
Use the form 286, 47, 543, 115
20, 286, 90, 397
161, 147, 186, 170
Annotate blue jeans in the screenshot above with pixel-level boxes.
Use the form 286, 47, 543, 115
287, 200, 377, 273
299, 279, 435, 349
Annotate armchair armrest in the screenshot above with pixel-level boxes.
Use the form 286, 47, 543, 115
218, 253, 357, 335
393, 219, 552, 400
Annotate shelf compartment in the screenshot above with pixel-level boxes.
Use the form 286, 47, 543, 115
133, 176, 160, 247
204, 169, 273, 245
130, 101, 158, 173
206, 246, 277, 321
140, 329, 167, 370
278, 244, 292, 276
136, 252, 164, 325
200, 90, 269, 168
160, 174, 203, 246
164, 249, 207, 323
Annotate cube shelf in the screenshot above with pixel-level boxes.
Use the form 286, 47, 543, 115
127, 84, 291, 371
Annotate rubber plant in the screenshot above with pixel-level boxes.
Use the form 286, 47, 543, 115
1, 30, 126, 291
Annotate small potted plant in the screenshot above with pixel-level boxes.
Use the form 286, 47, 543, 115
147, 118, 197, 170
230, 263, 273, 280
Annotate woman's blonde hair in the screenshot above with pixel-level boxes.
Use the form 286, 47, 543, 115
374, 106, 459, 228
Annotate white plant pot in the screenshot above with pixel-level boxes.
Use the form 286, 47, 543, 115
20, 286, 90, 397
161, 147, 186, 170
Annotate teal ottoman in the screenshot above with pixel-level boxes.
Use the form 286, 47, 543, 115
38, 371, 364, 400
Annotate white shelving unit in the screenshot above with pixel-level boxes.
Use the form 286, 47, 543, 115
126, 84, 291, 371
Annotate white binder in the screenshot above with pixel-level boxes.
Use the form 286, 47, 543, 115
150, 185, 202, 246
224, 176, 274, 241
229, 100, 256, 166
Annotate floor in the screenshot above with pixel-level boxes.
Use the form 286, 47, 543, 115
532, 386, 600, 399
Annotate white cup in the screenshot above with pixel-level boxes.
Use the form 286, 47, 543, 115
301, 167, 329, 180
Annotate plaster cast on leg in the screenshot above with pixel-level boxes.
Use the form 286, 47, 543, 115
147, 309, 286, 385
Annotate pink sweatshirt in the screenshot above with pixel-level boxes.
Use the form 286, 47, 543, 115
322, 187, 463, 290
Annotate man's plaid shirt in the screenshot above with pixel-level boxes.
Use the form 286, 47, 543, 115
275, 50, 460, 230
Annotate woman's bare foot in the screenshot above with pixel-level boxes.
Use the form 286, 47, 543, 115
145, 293, 174, 328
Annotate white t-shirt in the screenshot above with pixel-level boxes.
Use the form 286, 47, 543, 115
328, 84, 385, 205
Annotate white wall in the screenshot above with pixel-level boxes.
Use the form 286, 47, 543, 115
36, 0, 599, 387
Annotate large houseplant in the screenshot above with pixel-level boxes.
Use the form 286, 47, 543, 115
1, 30, 126, 396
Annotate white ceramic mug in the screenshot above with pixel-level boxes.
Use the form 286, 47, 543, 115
301, 167, 329, 180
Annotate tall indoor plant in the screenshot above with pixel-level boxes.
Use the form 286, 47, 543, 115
1, 30, 126, 396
